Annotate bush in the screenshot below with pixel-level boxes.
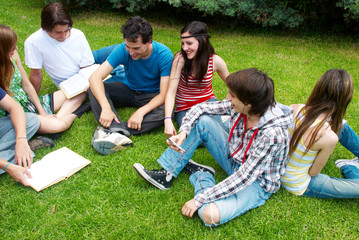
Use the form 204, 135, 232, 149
49, 0, 359, 31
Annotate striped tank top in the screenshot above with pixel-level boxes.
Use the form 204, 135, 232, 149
175, 55, 215, 112
281, 105, 328, 195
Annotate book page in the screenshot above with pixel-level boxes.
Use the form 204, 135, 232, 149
59, 64, 100, 99
59, 74, 88, 99
78, 64, 100, 80
26, 147, 91, 192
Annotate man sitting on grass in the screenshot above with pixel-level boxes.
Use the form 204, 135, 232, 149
89, 16, 173, 155
25, 2, 93, 122
134, 69, 292, 226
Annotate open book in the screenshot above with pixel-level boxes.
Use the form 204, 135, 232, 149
26, 147, 91, 192
59, 64, 109, 99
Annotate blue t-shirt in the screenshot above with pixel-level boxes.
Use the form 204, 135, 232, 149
107, 41, 173, 93
0, 87, 6, 101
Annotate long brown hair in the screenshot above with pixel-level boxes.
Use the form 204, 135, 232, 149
289, 69, 353, 155
180, 21, 215, 84
0, 24, 17, 94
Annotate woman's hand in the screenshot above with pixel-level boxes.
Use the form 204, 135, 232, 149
15, 139, 33, 168
164, 119, 177, 138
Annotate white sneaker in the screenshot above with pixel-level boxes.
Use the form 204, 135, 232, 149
92, 129, 133, 155
335, 157, 359, 169
91, 126, 110, 145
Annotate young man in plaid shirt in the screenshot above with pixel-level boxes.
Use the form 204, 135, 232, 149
134, 68, 293, 226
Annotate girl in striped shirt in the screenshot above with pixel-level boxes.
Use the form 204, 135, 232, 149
164, 21, 229, 137
281, 69, 359, 198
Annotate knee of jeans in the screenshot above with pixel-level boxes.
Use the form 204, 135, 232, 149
196, 115, 215, 130
201, 203, 220, 226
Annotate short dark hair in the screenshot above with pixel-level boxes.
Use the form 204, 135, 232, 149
41, 2, 73, 32
226, 68, 275, 116
121, 16, 152, 43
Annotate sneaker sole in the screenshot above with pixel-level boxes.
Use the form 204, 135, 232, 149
335, 159, 359, 168
133, 163, 168, 191
188, 159, 216, 175
93, 139, 133, 155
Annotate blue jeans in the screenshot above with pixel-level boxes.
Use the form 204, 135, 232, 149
174, 98, 219, 127
92, 44, 125, 83
302, 122, 359, 198
339, 123, 359, 157
157, 115, 271, 226
0, 113, 39, 174
303, 167, 359, 198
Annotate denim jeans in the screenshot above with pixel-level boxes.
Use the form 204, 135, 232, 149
157, 115, 271, 226
339, 122, 359, 158
303, 169, 359, 198
0, 113, 39, 174
92, 44, 125, 83
174, 98, 219, 127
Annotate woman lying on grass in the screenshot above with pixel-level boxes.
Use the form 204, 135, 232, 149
281, 69, 359, 198
0, 24, 86, 135
134, 68, 293, 226
164, 21, 229, 137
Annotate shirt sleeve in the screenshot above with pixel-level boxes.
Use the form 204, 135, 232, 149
158, 45, 173, 77
78, 32, 95, 68
0, 87, 6, 101
179, 100, 232, 135
24, 37, 43, 69
193, 131, 281, 208
107, 43, 126, 69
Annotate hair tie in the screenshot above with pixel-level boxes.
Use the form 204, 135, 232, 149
181, 33, 211, 39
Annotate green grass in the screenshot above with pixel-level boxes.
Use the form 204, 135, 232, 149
1, 0, 359, 239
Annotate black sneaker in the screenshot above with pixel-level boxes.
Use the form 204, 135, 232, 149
184, 159, 215, 176
133, 163, 173, 190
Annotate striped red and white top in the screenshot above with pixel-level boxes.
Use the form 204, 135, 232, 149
175, 55, 215, 112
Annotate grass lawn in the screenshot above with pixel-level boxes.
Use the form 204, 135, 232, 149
1, 0, 359, 239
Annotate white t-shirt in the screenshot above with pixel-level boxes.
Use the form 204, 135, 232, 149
25, 28, 94, 88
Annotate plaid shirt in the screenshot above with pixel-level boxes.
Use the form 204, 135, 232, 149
179, 100, 293, 208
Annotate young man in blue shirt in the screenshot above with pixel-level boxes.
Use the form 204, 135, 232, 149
89, 16, 173, 155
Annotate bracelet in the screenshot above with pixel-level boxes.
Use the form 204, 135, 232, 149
164, 117, 172, 120
3, 162, 11, 171
16, 137, 27, 140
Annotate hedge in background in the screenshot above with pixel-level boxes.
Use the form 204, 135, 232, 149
51, 0, 359, 30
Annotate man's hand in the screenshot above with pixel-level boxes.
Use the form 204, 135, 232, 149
182, 199, 199, 218
15, 139, 33, 168
99, 108, 119, 128
6, 164, 32, 186
166, 131, 187, 152
127, 109, 145, 131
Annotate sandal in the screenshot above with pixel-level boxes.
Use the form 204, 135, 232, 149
28, 136, 55, 152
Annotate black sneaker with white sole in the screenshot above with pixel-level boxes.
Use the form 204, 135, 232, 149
133, 163, 173, 190
184, 159, 215, 176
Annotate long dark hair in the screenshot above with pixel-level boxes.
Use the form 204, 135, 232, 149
180, 21, 214, 84
0, 24, 17, 95
289, 69, 353, 155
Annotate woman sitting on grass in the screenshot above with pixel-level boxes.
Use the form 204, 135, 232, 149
164, 21, 229, 137
281, 69, 359, 198
0, 24, 87, 137
134, 68, 292, 226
